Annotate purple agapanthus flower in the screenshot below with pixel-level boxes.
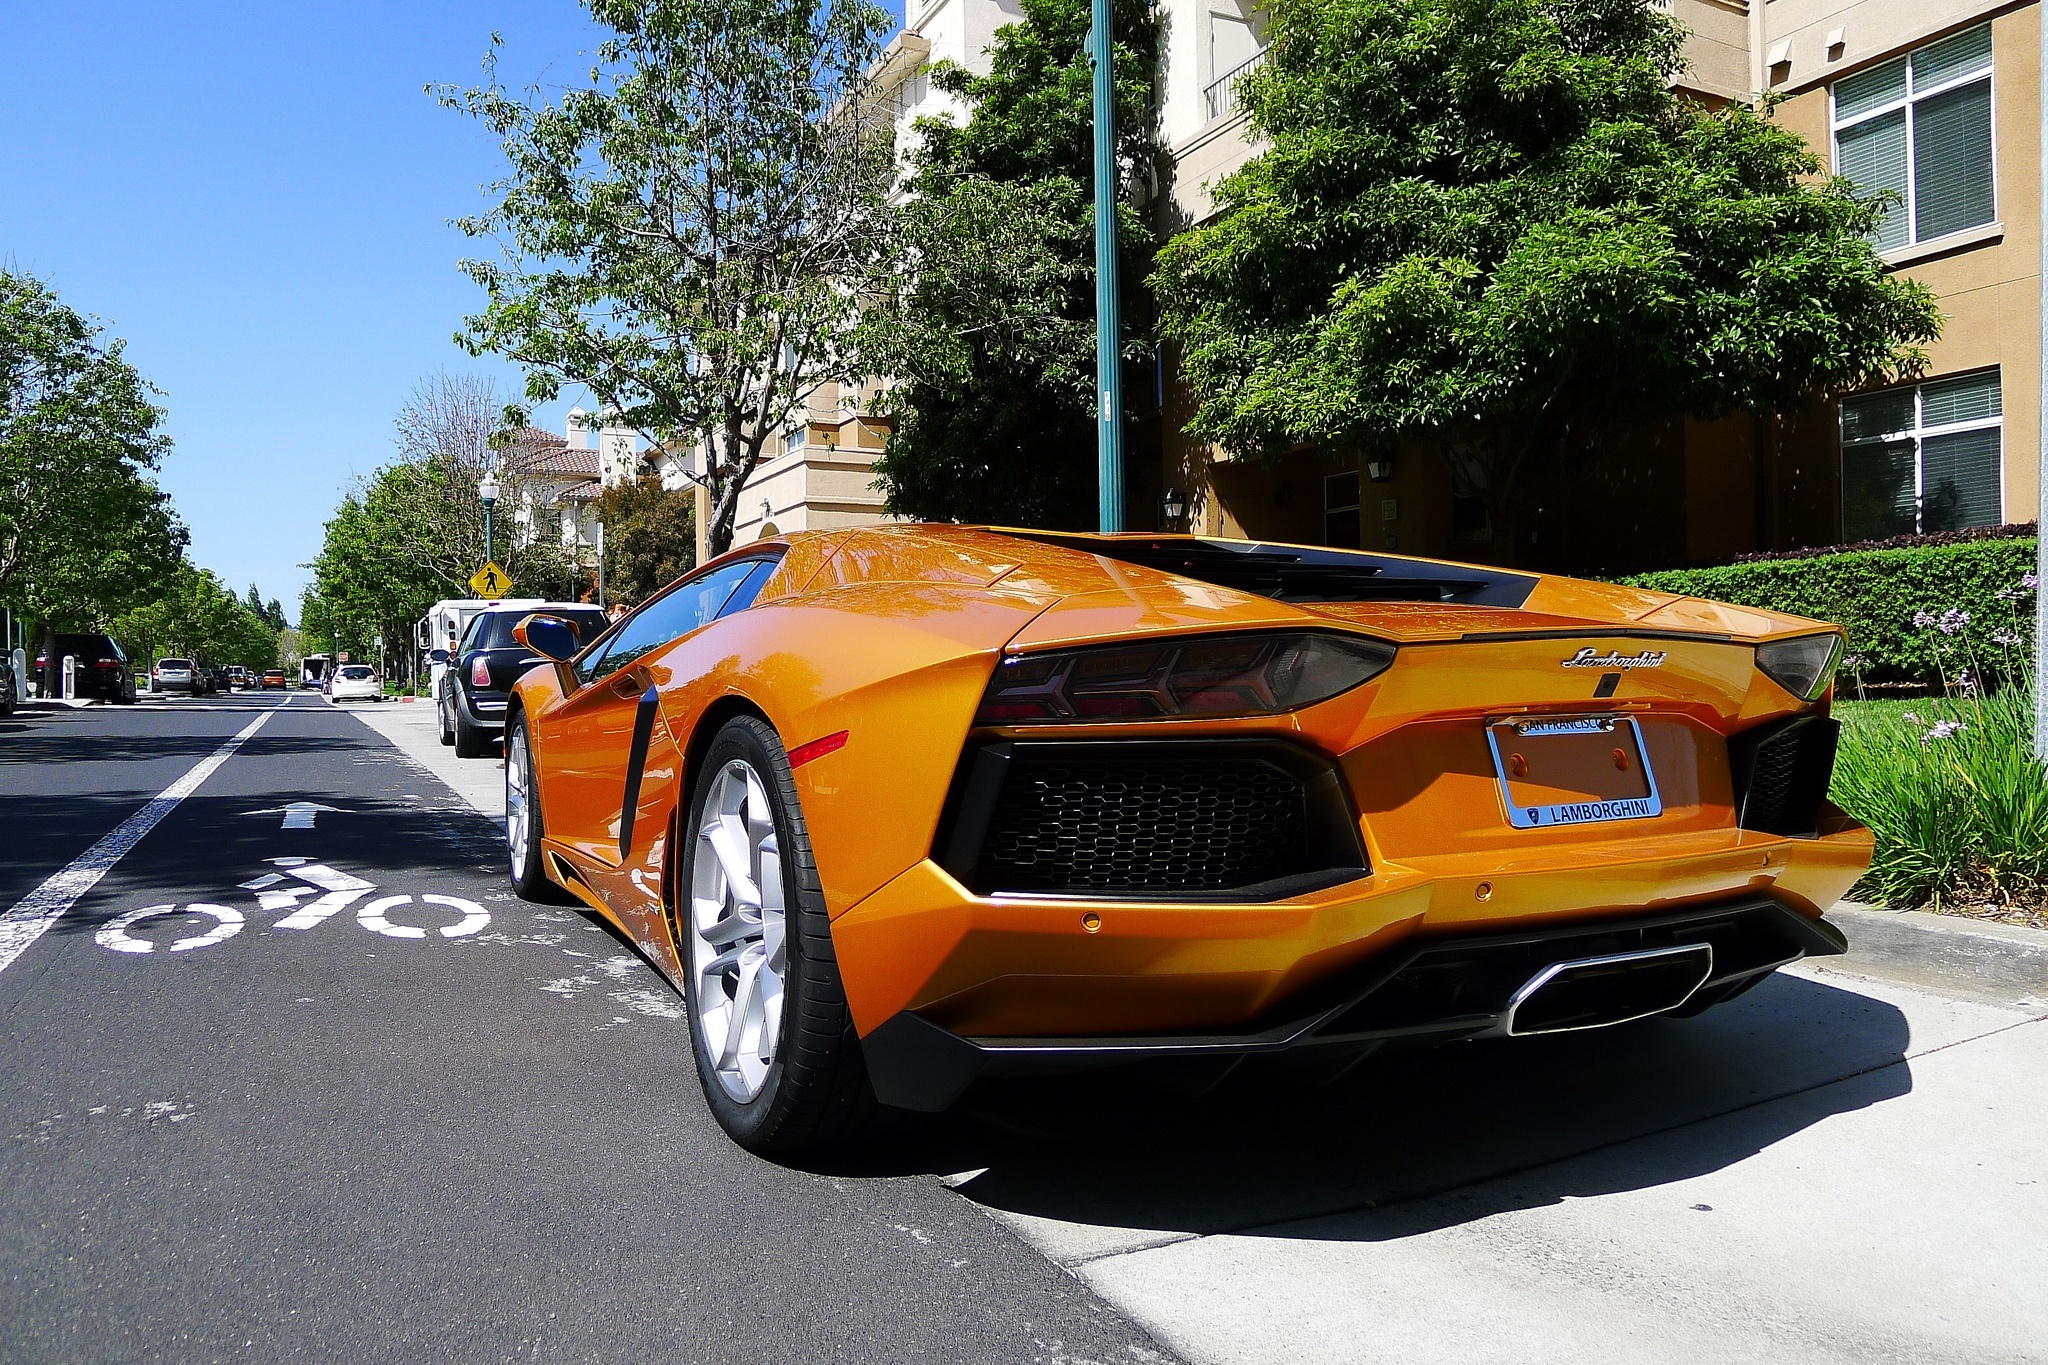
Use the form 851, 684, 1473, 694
1922, 720, 1967, 744
1993, 629, 2024, 647
2025, 572, 2040, 591
1938, 608, 1971, 635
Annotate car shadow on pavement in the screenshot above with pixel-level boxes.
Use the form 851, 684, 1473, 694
848, 970, 1913, 1241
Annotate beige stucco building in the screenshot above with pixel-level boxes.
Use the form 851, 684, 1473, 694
728, 0, 2037, 570
1151, 0, 2039, 571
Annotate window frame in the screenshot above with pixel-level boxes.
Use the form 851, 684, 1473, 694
1830, 25, 1998, 251
1839, 368, 2005, 537
573, 550, 786, 685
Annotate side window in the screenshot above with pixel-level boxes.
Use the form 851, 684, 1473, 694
577, 558, 773, 683
716, 559, 779, 619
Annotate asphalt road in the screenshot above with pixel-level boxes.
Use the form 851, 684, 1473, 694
0, 694, 1171, 1364
7, 693, 2045, 1365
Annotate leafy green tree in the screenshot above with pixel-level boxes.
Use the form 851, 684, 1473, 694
1152, 0, 1944, 559
592, 472, 697, 606
115, 562, 278, 672
443, 0, 898, 556
859, 0, 1158, 528
388, 372, 575, 595
1, 270, 186, 662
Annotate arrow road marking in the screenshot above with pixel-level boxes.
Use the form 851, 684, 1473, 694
245, 801, 341, 830
0, 705, 280, 976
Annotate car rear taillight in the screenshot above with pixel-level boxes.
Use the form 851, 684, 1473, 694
470, 655, 492, 688
1755, 633, 1843, 702
975, 631, 1396, 724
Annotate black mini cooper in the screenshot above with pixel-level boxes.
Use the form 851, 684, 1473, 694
437, 604, 610, 757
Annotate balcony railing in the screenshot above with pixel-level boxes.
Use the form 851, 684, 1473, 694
1203, 47, 1268, 123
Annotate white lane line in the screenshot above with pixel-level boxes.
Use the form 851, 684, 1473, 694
0, 705, 282, 975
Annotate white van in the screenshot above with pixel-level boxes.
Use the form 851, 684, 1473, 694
415, 598, 543, 698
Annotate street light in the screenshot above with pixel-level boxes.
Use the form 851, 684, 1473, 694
479, 472, 500, 566
1090, 0, 1123, 532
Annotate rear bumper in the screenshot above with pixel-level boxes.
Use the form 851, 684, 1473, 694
455, 684, 508, 731
858, 895, 1848, 1111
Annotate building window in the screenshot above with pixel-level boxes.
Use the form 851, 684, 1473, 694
1840, 369, 2002, 540
1324, 471, 1361, 548
1832, 24, 1995, 252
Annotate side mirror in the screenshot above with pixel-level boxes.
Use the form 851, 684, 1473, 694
428, 649, 449, 664
514, 614, 581, 663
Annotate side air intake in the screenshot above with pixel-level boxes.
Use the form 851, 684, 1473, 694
1728, 715, 1840, 837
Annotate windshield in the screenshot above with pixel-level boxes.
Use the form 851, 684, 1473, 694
339, 666, 374, 679
159, 658, 191, 669
473, 608, 609, 651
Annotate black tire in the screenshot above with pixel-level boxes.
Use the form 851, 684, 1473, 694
437, 690, 456, 747
453, 710, 491, 758
678, 714, 890, 1154
505, 711, 578, 905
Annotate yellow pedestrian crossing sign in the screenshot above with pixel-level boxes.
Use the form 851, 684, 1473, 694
469, 561, 514, 598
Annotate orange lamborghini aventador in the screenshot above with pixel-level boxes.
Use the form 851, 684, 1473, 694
500, 526, 1869, 1152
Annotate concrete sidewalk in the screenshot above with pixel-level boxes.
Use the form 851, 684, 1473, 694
339, 696, 505, 826
949, 942, 2047, 1365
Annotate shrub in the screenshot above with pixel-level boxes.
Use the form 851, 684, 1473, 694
1623, 536, 2038, 687
1835, 689, 2048, 912
1827, 572, 2046, 913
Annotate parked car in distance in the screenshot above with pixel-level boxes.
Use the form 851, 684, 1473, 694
327, 664, 381, 702
151, 658, 198, 694
439, 603, 610, 758
0, 654, 16, 716
33, 634, 136, 702
203, 664, 230, 694
225, 666, 250, 690
260, 668, 289, 690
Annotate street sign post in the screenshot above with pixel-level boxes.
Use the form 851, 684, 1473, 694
469, 562, 513, 598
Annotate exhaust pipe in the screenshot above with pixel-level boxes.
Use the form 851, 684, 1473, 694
1506, 943, 1714, 1036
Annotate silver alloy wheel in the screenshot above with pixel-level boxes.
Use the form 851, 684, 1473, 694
506, 723, 531, 877
690, 758, 787, 1102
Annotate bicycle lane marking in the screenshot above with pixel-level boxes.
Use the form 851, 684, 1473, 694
0, 703, 284, 976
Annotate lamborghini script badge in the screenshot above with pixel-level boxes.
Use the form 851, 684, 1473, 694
1562, 647, 1667, 670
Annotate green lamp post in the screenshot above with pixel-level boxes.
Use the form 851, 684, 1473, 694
1090, 0, 1124, 532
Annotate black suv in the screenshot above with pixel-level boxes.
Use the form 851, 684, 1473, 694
438, 604, 610, 757
33, 634, 136, 702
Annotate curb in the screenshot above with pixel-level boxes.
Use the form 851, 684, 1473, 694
1822, 901, 2048, 1005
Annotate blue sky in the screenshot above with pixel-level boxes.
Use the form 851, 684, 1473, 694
0, 2, 900, 620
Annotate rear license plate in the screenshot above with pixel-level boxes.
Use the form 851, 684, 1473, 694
1485, 715, 1662, 830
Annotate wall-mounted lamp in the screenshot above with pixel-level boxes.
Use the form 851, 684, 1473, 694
1160, 487, 1187, 526
1365, 456, 1396, 483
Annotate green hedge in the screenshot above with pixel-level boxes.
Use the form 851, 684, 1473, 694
1621, 537, 2037, 687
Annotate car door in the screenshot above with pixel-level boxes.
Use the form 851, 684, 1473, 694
540, 558, 775, 873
